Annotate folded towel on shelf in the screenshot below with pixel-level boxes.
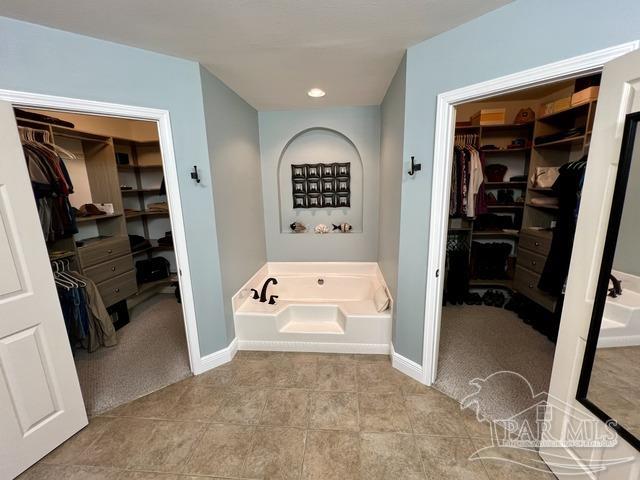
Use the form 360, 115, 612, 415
147, 201, 169, 213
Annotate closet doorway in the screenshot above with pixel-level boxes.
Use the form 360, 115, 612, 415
10, 102, 196, 416
435, 74, 601, 427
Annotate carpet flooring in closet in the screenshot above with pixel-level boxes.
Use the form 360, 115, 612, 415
74, 294, 191, 416
435, 304, 556, 430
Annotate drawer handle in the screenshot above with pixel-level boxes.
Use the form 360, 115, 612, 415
534, 242, 540, 247
115, 288, 120, 293
528, 283, 534, 289
531, 261, 537, 266
111, 267, 116, 271
107, 249, 113, 254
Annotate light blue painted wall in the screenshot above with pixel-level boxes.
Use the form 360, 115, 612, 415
396, 0, 640, 363
200, 66, 266, 341
378, 55, 406, 336
259, 106, 381, 261
0, 16, 228, 355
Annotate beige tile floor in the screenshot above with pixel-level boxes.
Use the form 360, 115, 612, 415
19, 352, 554, 480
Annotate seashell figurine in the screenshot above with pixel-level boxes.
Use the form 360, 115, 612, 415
332, 223, 352, 233
289, 222, 306, 233
314, 224, 330, 234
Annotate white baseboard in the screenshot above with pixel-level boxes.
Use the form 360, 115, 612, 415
238, 340, 389, 355
194, 337, 238, 374
598, 335, 640, 348
391, 344, 425, 384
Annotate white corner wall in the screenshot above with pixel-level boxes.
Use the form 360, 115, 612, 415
259, 106, 381, 261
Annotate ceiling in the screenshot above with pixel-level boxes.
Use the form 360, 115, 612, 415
0, 0, 512, 110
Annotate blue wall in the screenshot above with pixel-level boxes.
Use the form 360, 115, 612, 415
378, 55, 406, 337
395, 0, 640, 363
259, 106, 381, 261
200, 66, 266, 342
0, 17, 229, 356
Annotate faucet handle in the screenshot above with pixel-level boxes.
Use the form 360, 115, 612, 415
268, 294, 279, 305
250, 288, 259, 299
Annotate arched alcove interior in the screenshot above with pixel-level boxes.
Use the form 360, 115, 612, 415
278, 127, 364, 233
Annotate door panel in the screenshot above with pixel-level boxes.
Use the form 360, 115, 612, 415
0, 100, 87, 479
541, 49, 640, 478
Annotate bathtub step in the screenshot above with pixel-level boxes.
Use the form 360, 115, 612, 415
279, 319, 345, 334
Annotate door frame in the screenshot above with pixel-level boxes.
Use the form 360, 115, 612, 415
0, 88, 202, 373
422, 41, 639, 386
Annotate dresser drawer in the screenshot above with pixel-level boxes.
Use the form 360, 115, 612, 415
517, 249, 547, 275
514, 266, 556, 311
78, 236, 131, 269
84, 255, 134, 285
519, 231, 552, 256
97, 270, 138, 307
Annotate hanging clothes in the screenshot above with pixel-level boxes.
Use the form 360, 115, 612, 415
538, 156, 587, 295
450, 134, 485, 217
53, 260, 117, 353
20, 127, 78, 242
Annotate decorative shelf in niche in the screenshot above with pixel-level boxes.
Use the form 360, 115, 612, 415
291, 162, 351, 208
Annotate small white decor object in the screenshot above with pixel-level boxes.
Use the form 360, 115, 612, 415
314, 224, 330, 234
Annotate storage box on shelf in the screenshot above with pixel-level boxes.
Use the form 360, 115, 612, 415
470, 108, 506, 126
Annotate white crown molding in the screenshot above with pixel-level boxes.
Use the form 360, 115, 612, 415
422, 41, 640, 387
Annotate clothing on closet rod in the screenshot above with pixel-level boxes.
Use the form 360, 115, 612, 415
450, 134, 487, 218
538, 156, 587, 295
20, 126, 78, 242
53, 259, 117, 353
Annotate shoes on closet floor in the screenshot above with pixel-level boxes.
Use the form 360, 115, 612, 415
463, 292, 482, 305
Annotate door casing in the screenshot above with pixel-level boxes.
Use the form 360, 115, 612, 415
0, 88, 203, 373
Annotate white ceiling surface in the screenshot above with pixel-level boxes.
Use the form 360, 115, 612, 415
0, 0, 512, 110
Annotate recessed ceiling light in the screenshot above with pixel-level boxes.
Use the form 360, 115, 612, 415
307, 88, 326, 98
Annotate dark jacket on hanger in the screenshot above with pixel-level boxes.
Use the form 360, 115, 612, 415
538, 157, 587, 295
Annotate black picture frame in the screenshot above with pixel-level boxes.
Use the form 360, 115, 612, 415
291, 162, 350, 209
576, 111, 640, 452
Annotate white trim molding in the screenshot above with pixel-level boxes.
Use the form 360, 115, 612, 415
0, 88, 203, 374
422, 41, 640, 386
238, 340, 390, 355
196, 337, 238, 374
391, 344, 424, 383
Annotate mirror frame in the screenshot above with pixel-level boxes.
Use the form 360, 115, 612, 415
576, 111, 640, 452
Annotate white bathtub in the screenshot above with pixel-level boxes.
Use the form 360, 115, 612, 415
599, 270, 640, 348
232, 262, 392, 353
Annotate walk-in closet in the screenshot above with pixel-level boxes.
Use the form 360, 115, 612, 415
437, 75, 601, 425
15, 108, 190, 415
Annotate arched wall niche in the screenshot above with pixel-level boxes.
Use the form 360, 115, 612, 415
277, 127, 364, 233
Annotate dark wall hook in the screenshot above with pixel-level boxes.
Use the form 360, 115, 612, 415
408, 156, 421, 176
190, 165, 201, 183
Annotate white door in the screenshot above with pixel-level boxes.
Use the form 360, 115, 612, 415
0, 100, 87, 479
541, 51, 640, 478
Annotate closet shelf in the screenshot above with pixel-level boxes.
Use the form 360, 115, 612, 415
76, 213, 122, 223
479, 123, 534, 131
481, 147, 531, 154
484, 181, 527, 188
469, 278, 513, 289
472, 230, 519, 239
526, 202, 559, 210
120, 188, 162, 194
118, 164, 163, 171
537, 100, 593, 122
528, 187, 555, 193
125, 210, 169, 220
486, 204, 524, 210
534, 135, 585, 148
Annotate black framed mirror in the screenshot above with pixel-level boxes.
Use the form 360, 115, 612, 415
577, 111, 640, 451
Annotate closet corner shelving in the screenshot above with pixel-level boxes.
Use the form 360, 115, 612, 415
449, 91, 599, 311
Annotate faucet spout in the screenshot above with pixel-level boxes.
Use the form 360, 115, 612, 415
609, 274, 623, 298
260, 277, 278, 303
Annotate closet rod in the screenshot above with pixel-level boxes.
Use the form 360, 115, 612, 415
52, 132, 111, 144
